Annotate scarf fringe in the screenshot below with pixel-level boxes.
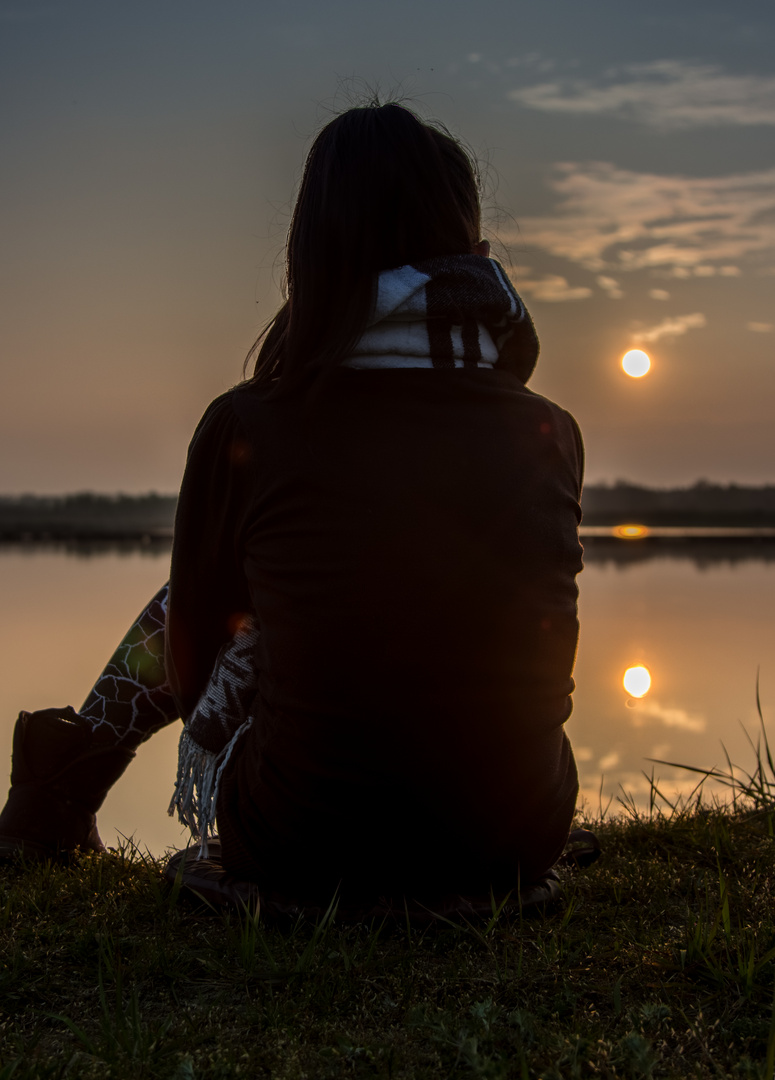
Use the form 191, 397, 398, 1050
167, 719, 253, 859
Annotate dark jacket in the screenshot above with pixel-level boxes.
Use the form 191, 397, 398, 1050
167, 367, 583, 900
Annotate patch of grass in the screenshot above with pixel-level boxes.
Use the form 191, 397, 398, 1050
4, 716, 775, 1078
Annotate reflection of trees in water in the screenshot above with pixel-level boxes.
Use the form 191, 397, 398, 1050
583, 538, 775, 568
0, 539, 172, 559
4, 536, 775, 567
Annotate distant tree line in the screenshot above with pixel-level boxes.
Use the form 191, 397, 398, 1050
1, 482, 775, 538
581, 481, 775, 526
0, 493, 176, 540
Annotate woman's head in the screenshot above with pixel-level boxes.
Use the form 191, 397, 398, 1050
289, 103, 481, 285
250, 103, 483, 391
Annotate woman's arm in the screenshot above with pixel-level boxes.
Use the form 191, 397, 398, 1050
165, 393, 254, 720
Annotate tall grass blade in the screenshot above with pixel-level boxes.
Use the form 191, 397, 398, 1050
766, 972, 775, 1080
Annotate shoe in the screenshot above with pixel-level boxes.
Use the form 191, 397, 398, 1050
0, 707, 135, 861
164, 840, 260, 908
558, 828, 601, 869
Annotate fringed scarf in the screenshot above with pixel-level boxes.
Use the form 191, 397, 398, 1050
168, 619, 260, 857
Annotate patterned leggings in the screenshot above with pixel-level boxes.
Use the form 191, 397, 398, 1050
78, 584, 259, 754
79, 585, 177, 748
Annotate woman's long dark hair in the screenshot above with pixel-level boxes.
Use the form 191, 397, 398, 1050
247, 103, 482, 393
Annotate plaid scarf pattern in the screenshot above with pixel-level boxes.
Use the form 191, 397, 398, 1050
344, 254, 538, 380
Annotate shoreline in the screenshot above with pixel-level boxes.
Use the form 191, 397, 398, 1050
3, 524, 775, 541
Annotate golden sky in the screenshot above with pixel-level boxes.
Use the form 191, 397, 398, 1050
1, 0, 773, 492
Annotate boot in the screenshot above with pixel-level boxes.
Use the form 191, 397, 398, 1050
0, 707, 135, 860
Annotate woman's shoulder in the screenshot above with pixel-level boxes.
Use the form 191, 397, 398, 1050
187, 381, 287, 465
187, 391, 234, 444
191, 381, 267, 436
186, 386, 258, 461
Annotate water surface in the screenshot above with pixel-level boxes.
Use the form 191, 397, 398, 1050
1, 543, 773, 853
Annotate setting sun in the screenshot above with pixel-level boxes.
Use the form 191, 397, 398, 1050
622, 350, 651, 378
623, 665, 652, 698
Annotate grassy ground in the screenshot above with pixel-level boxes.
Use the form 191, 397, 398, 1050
2, 770, 775, 1077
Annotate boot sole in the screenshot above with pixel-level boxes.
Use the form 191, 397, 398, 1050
0, 834, 106, 863
0, 836, 55, 862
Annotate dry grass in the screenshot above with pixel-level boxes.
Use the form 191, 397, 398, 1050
3, 718, 775, 1078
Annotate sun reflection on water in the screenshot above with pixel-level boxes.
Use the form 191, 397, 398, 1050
623, 665, 652, 698
613, 524, 650, 540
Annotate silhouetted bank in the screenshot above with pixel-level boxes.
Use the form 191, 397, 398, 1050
0, 493, 176, 541
1, 482, 775, 541
581, 481, 775, 526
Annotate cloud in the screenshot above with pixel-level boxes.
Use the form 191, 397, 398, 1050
509, 163, 775, 274
748, 321, 773, 332
508, 269, 592, 302
632, 313, 706, 344
629, 700, 706, 732
649, 289, 670, 301
662, 264, 741, 279
508, 60, 775, 129
597, 275, 624, 299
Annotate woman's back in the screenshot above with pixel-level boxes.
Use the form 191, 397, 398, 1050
169, 364, 583, 901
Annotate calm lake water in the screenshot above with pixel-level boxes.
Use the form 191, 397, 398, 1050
1, 541, 773, 855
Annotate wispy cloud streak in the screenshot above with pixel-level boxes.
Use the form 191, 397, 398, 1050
630, 700, 707, 733
508, 268, 592, 302
508, 60, 775, 129
509, 164, 775, 274
632, 313, 706, 344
